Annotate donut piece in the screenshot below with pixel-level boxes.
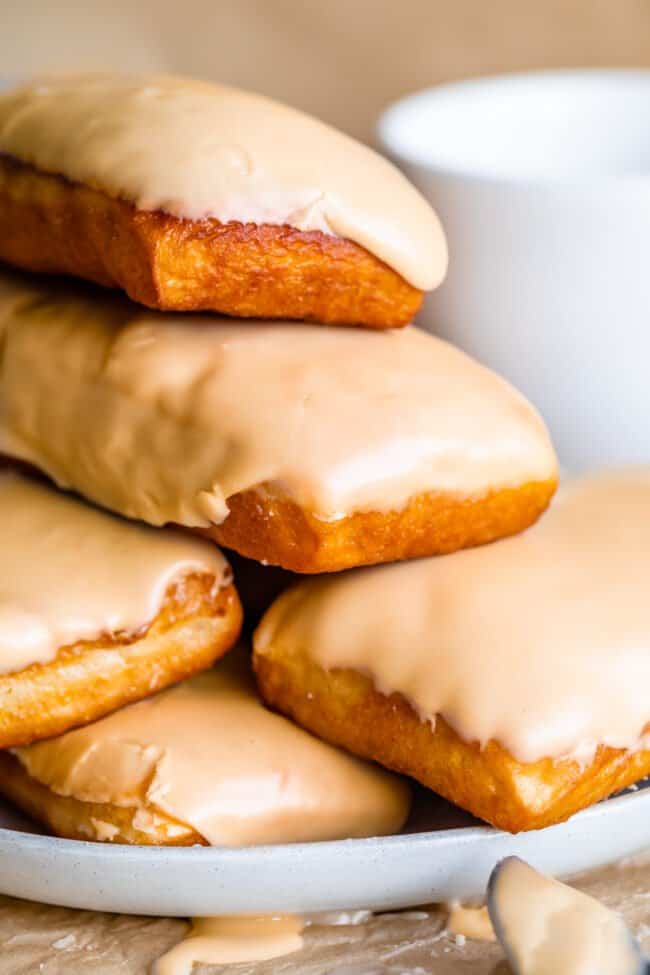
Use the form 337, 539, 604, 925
0, 751, 202, 845
0, 654, 410, 846
254, 472, 650, 831
0, 273, 559, 573
0, 74, 447, 326
1, 573, 242, 749
253, 647, 650, 834
203, 479, 557, 574
0, 158, 422, 327
0, 470, 242, 748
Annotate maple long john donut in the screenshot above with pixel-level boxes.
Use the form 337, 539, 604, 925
0, 272, 558, 574
0, 73, 447, 328
0, 470, 242, 749
254, 471, 650, 832
0, 651, 410, 846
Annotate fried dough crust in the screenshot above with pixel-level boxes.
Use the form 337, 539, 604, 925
0, 156, 422, 327
0, 574, 242, 749
0, 751, 204, 845
253, 640, 650, 833
202, 478, 558, 573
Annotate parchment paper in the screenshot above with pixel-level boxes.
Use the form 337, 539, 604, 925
2, 852, 650, 974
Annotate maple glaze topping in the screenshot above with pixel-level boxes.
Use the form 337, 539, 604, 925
0, 470, 228, 674
0, 73, 447, 289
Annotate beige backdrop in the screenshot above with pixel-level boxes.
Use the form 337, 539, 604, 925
2, 0, 650, 141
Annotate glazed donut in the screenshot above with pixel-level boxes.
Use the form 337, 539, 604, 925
0, 652, 410, 846
254, 472, 650, 832
0, 470, 242, 749
0, 74, 447, 328
0, 272, 558, 574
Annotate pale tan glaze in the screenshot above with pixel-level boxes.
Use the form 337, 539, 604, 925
14, 652, 410, 846
0, 272, 557, 529
153, 916, 303, 974
490, 858, 638, 975
256, 472, 650, 764
447, 904, 495, 942
0, 73, 446, 290
0, 470, 229, 674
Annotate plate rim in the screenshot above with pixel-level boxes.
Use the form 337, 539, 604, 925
1, 777, 648, 862
2, 780, 649, 915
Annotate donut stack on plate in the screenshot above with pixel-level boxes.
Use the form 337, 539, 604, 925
1, 72, 637, 846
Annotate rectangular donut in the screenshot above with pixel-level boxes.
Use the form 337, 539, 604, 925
253, 645, 650, 834
0, 468, 242, 749
0, 652, 410, 846
0, 271, 558, 574
253, 472, 650, 832
0, 73, 448, 327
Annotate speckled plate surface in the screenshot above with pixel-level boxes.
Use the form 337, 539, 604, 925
1, 782, 649, 916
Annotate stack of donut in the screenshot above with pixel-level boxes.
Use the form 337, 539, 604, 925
0, 73, 645, 844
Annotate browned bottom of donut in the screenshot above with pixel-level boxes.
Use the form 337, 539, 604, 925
0, 155, 422, 327
203, 478, 558, 573
253, 642, 650, 833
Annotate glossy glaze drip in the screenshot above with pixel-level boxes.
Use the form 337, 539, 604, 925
489, 858, 639, 975
447, 903, 495, 941
152, 915, 304, 974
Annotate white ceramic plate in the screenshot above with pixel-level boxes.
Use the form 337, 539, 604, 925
1, 783, 649, 916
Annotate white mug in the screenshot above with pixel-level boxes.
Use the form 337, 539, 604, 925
379, 70, 650, 471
